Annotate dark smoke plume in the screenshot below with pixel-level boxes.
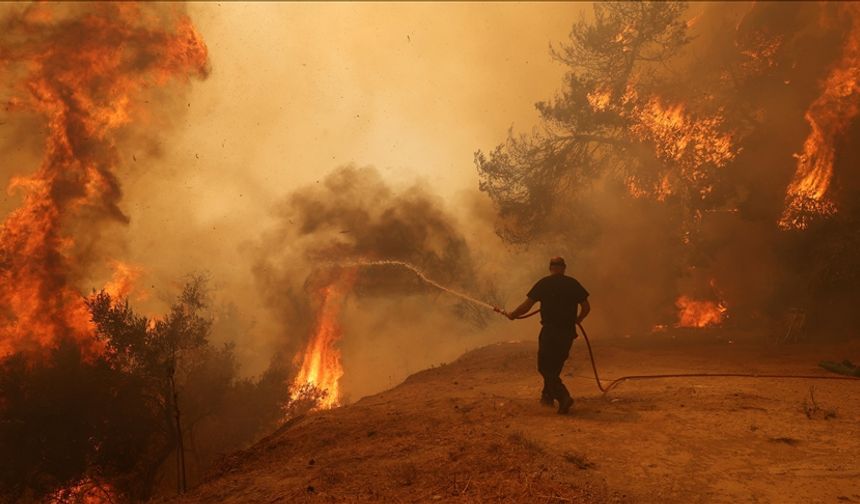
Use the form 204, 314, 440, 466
253, 165, 498, 397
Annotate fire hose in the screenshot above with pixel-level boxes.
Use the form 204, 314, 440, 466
346, 260, 860, 397
512, 308, 860, 396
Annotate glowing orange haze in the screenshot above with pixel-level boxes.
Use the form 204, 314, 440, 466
292, 270, 358, 409
0, 4, 208, 357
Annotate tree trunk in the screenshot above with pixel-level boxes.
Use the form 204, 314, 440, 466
169, 372, 187, 494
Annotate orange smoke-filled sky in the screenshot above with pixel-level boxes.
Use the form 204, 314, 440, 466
166, 2, 587, 213
89, 2, 592, 371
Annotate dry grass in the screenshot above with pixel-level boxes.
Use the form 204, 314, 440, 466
802, 386, 837, 420
507, 431, 545, 455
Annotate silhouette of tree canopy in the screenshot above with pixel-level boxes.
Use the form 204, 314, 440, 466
475, 2, 690, 243
0, 276, 290, 502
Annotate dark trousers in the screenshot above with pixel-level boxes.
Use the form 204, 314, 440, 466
538, 325, 575, 402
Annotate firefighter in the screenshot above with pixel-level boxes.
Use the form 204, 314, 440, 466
497, 257, 590, 414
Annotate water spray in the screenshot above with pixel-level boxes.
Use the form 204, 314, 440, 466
337, 259, 860, 397
336, 259, 498, 311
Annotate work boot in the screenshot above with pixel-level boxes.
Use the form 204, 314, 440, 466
557, 396, 574, 415
540, 395, 554, 407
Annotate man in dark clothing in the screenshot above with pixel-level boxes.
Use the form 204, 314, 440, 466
497, 257, 590, 415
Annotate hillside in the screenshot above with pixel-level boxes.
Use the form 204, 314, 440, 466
176, 333, 860, 503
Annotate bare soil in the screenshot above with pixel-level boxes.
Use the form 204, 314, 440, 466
175, 332, 860, 503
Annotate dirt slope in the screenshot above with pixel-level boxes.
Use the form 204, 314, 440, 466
176, 333, 860, 503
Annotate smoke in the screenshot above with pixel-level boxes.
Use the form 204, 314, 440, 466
470, 1, 860, 340
253, 165, 512, 400
686, 2, 860, 333
3, 0, 855, 425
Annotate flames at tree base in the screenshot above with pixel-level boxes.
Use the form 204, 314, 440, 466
291, 270, 357, 409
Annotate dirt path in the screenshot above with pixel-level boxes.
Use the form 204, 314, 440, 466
177, 335, 860, 503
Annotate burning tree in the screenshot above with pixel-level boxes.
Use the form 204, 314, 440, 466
290, 268, 357, 410
1, 277, 291, 501
86, 277, 216, 496
475, 2, 860, 334
0, 5, 290, 500
0, 338, 161, 502
475, 2, 709, 244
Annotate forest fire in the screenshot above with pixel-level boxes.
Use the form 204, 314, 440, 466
675, 296, 727, 328
292, 270, 357, 409
0, 4, 208, 357
779, 3, 860, 230
6, 2, 860, 502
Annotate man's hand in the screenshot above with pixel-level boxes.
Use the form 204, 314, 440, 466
576, 299, 591, 324
505, 297, 537, 321
494, 306, 520, 320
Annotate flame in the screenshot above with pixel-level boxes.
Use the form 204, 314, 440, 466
615, 91, 737, 200
738, 32, 783, 76
49, 478, 116, 504
656, 173, 673, 202
625, 177, 649, 199
103, 260, 145, 301
584, 78, 737, 203
292, 270, 357, 409
631, 98, 736, 172
613, 25, 637, 53
779, 3, 860, 230
686, 13, 702, 29
626, 173, 674, 201
0, 4, 208, 357
675, 296, 727, 328
587, 88, 612, 112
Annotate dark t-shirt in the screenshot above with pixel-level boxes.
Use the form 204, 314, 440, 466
527, 274, 589, 327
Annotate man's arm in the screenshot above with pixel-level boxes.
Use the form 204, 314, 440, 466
504, 297, 537, 320
577, 298, 591, 323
